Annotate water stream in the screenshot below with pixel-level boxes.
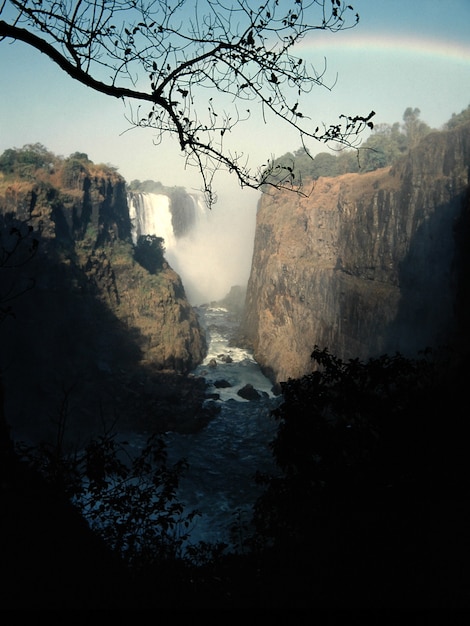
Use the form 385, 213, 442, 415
162, 304, 281, 551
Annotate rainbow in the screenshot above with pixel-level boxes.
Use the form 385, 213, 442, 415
297, 32, 470, 66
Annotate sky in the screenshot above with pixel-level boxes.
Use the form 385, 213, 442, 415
1, 0, 470, 300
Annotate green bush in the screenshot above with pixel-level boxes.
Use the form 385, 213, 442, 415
134, 234, 166, 274
251, 346, 438, 547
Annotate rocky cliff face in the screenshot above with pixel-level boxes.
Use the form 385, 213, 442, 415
240, 122, 470, 384
0, 163, 208, 442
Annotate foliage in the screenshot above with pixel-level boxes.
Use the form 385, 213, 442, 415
251, 346, 436, 548
0, 143, 56, 180
358, 121, 407, 171
445, 103, 470, 130
68, 152, 91, 163
401, 106, 431, 149
61, 156, 89, 189
268, 106, 437, 181
128, 179, 165, 194
134, 234, 166, 274
16, 424, 202, 569
0, 0, 375, 205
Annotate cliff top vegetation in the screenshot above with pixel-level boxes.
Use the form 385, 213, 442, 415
0, 143, 122, 196
266, 103, 470, 186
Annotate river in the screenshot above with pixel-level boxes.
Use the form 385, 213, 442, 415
162, 304, 281, 553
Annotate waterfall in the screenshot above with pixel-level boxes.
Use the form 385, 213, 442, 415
128, 190, 256, 305
128, 193, 176, 249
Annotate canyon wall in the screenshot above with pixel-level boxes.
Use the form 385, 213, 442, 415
240, 122, 470, 384
0, 163, 208, 442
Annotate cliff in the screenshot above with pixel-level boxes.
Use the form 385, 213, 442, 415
240, 122, 470, 384
0, 156, 208, 443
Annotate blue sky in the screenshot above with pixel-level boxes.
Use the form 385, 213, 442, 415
1, 0, 469, 195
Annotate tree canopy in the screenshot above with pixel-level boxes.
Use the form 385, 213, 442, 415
0, 0, 375, 205
445, 103, 470, 130
267, 106, 439, 182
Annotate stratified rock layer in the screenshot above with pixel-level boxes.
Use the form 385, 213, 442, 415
241, 123, 470, 383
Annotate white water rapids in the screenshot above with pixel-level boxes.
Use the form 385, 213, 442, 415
164, 304, 280, 551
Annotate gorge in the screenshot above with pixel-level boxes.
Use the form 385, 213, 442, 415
1, 121, 469, 444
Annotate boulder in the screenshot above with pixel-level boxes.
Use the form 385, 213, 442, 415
214, 379, 232, 388
237, 383, 261, 401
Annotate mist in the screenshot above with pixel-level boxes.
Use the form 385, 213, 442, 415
130, 184, 260, 306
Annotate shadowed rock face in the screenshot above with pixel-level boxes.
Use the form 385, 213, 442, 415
240, 122, 470, 384
0, 167, 208, 443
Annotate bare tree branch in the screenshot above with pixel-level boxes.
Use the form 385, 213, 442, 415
0, 0, 374, 205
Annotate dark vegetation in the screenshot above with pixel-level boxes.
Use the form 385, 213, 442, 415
1, 338, 467, 608
134, 234, 166, 274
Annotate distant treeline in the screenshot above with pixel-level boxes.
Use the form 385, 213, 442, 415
0, 145, 121, 193
266, 104, 470, 184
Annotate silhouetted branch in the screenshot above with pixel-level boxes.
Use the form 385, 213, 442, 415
1, 1, 373, 205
